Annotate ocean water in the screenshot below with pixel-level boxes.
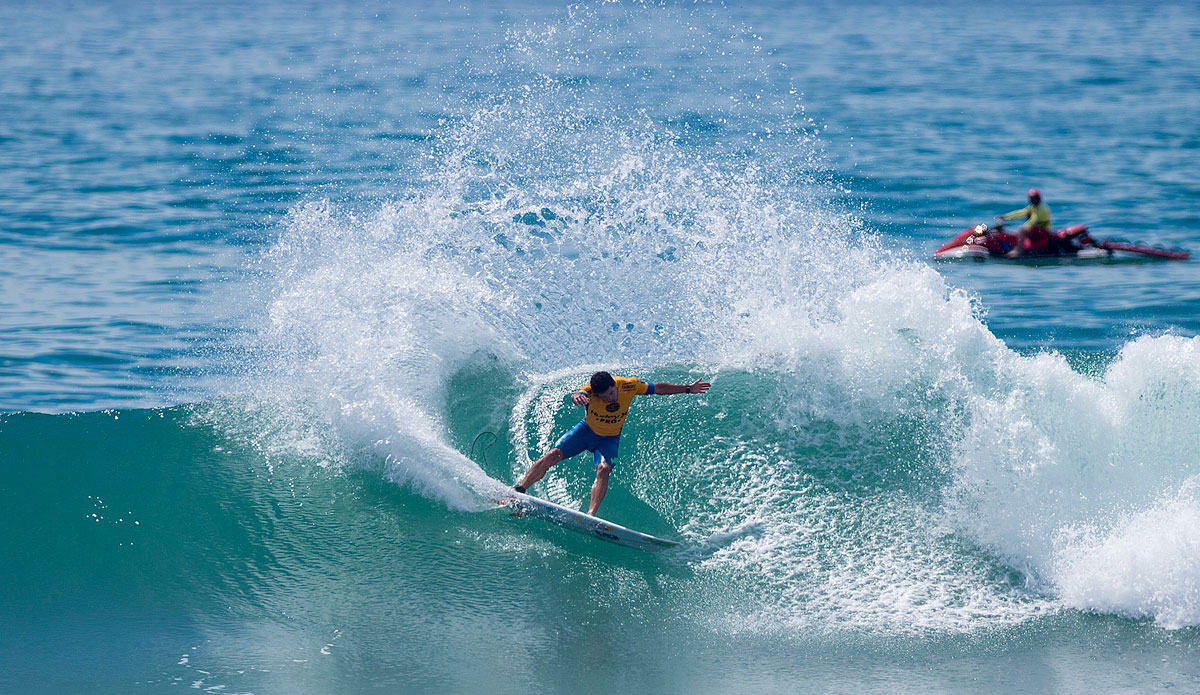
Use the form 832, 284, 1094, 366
2, 1, 1199, 693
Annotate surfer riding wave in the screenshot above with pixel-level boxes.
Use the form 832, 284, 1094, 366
514, 370, 710, 517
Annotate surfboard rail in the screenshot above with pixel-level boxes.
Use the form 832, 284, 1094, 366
499, 491, 679, 552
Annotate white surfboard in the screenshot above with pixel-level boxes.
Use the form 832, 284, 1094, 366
499, 491, 679, 552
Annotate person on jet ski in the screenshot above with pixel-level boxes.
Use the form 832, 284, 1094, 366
997, 188, 1052, 257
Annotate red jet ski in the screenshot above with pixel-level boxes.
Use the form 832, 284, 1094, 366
934, 222, 1190, 262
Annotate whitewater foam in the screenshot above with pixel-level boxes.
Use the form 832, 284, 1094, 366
241, 15, 845, 512
686, 259, 1200, 631
952, 334, 1200, 628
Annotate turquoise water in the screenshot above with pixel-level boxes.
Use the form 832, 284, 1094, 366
3, 1, 1199, 692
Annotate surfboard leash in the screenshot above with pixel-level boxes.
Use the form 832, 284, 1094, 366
470, 430, 498, 467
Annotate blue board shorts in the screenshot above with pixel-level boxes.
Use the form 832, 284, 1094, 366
554, 421, 620, 468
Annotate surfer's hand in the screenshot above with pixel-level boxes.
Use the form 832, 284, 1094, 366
572, 391, 590, 406
688, 378, 711, 395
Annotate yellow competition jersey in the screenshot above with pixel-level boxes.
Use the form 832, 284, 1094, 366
579, 376, 650, 437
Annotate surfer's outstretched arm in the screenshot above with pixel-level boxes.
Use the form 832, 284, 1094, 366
652, 378, 711, 395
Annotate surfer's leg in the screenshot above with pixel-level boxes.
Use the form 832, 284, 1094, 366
587, 436, 619, 515
518, 421, 591, 491
588, 459, 613, 517
517, 447, 564, 491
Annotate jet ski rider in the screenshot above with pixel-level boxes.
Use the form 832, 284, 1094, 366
998, 188, 1052, 257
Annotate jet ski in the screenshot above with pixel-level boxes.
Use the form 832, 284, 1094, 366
933, 222, 1190, 262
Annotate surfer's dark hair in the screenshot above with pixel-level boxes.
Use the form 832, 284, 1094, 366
590, 371, 616, 393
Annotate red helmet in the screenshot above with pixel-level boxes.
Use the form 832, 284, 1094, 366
1028, 188, 1042, 203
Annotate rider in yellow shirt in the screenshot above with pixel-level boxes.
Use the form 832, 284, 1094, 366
514, 370, 710, 517
998, 188, 1052, 257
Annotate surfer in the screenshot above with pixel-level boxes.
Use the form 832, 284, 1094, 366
513, 371, 710, 517
998, 188, 1052, 257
